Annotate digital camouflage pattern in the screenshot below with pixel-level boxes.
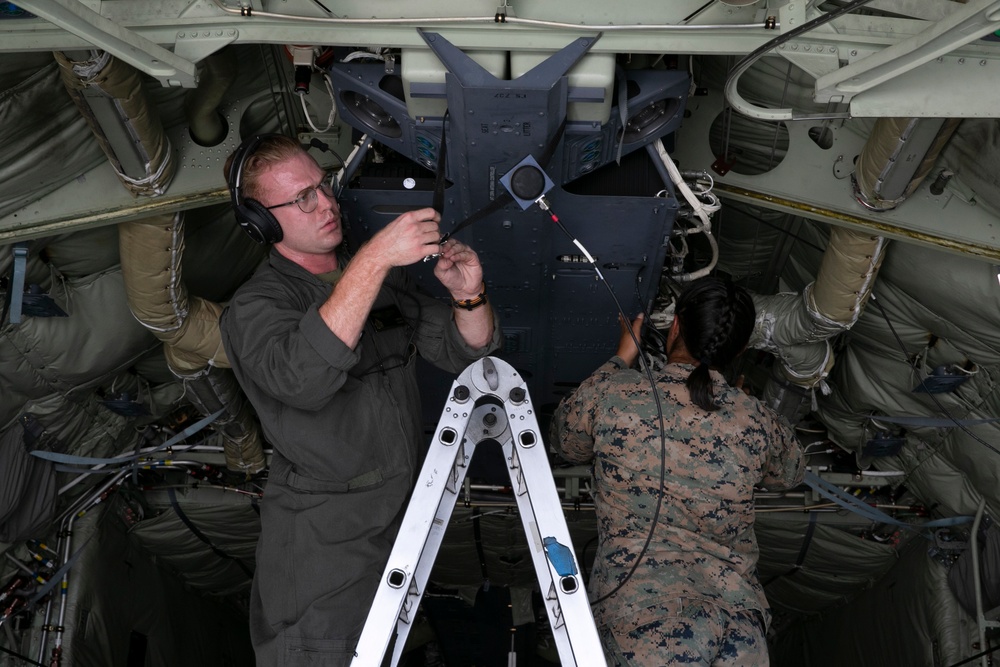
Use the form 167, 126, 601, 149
600, 600, 767, 667
550, 357, 804, 663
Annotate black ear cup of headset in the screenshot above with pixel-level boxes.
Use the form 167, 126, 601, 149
227, 133, 285, 245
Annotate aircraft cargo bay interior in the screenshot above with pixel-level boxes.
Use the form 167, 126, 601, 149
2, 1, 1000, 666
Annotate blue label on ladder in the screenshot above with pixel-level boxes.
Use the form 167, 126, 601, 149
542, 537, 578, 577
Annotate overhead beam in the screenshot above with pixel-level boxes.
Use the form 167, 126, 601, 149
1, 0, 999, 75
864, 0, 962, 22
14, 0, 199, 87
672, 90, 1000, 262
815, 0, 1000, 104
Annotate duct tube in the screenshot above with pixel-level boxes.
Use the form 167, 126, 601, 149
119, 214, 265, 474
178, 364, 265, 474
753, 227, 888, 348
759, 340, 835, 421
119, 214, 228, 369
749, 227, 888, 419
750, 293, 835, 420
812, 227, 888, 322
185, 49, 238, 147
854, 117, 961, 211
54, 51, 175, 197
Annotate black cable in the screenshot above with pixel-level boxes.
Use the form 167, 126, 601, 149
260, 44, 296, 138
725, 0, 877, 121
580, 534, 599, 588
471, 507, 490, 585
167, 488, 253, 580
308, 137, 346, 169
439, 118, 566, 244
947, 642, 999, 667
762, 510, 817, 587
733, 207, 826, 253
1, 284, 10, 326
633, 274, 667, 355
432, 111, 449, 215
538, 199, 669, 606
0, 643, 47, 667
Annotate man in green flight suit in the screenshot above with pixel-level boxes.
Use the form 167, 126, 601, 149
220, 134, 501, 666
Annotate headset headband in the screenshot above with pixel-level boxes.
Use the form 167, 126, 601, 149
228, 134, 270, 208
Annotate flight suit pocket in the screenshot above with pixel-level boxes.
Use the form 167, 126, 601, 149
271, 451, 385, 494
285, 466, 384, 493
283, 636, 353, 666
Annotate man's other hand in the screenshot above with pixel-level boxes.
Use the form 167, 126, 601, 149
370, 208, 442, 269
434, 238, 485, 300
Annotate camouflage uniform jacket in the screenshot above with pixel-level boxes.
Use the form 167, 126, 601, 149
550, 357, 804, 629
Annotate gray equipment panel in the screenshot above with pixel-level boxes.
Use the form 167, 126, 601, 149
331, 34, 687, 427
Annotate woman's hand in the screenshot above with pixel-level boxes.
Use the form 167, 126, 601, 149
616, 313, 644, 368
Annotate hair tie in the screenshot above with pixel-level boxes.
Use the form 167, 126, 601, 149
699, 357, 711, 367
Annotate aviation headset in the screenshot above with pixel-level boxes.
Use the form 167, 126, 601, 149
227, 133, 286, 245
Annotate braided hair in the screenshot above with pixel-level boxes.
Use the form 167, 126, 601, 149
674, 276, 756, 411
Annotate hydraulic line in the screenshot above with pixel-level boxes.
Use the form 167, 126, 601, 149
54, 51, 176, 196
724, 0, 877, 122
39, 469, 129, 667
210, 0, 774, 32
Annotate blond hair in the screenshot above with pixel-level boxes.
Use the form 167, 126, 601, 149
224, 134, 305, 202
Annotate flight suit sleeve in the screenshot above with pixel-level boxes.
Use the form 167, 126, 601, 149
759, 407, 806, 489
549, 356, 628, 464
221, 284, 361, 412
388, 268, 501, 373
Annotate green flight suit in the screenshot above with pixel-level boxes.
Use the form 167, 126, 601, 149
220, 248, 500, 666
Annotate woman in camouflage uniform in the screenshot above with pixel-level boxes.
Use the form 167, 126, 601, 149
551, 276, 804, 666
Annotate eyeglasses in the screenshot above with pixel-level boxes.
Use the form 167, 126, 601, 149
265, 173, 336, 214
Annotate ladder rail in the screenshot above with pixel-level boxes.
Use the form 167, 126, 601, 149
501, 398, 602, 664
350, 357, 604, 667
352, 408, 475, 663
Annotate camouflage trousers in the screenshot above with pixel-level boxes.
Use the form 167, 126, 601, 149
599, 599, 768, 666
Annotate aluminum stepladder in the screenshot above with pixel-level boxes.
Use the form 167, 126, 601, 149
351, 356, 604, 666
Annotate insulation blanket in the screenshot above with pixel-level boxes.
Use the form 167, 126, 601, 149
0, 55, 105, 219
0, 424, 56, 542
